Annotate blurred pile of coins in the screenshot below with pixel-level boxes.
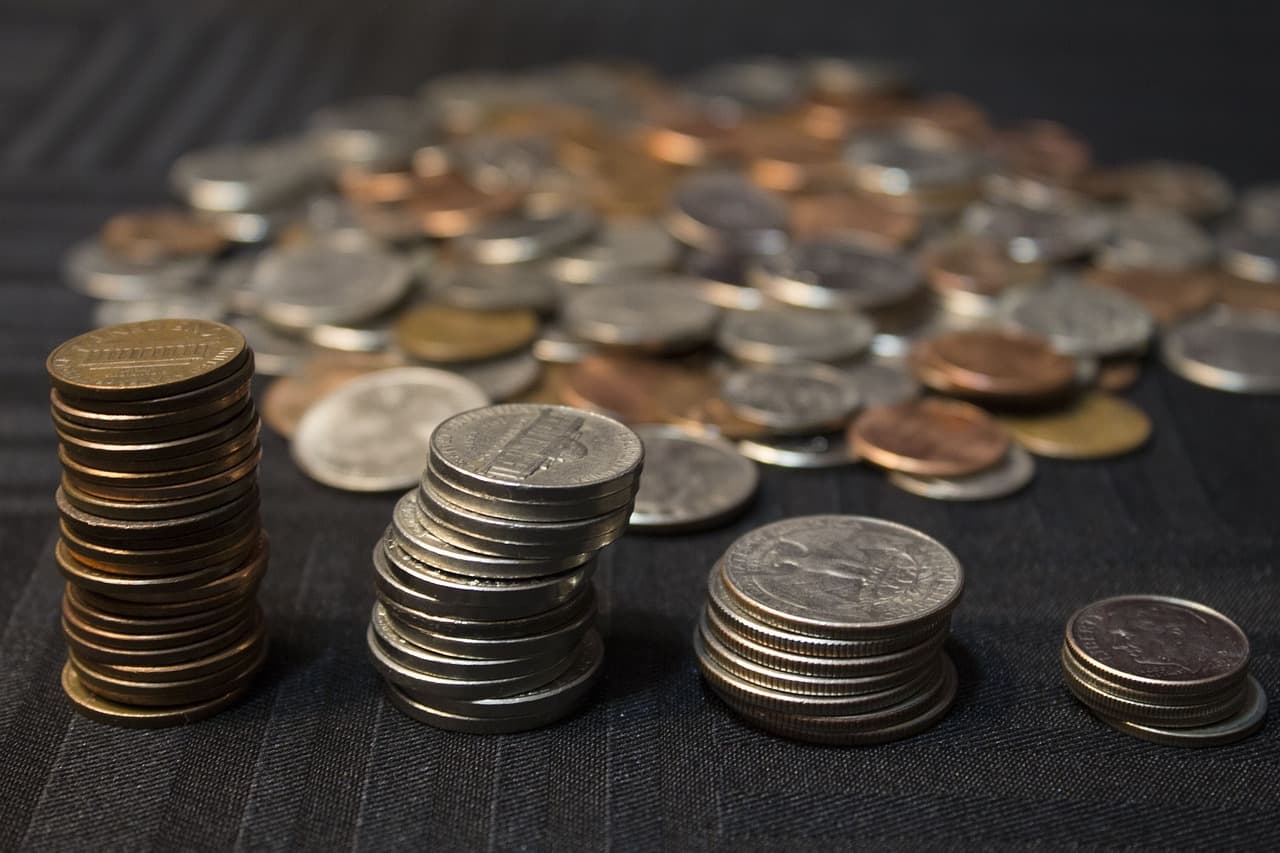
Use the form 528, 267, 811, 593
694, 516, 963, 745
63, 56, 1280, 506
46, 320, 268, 727
1062, 596, 1265, 748
368, 404, 641, 732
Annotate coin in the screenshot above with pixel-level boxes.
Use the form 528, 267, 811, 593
849, 398, 1010, 476
888, 444, 1034, 501
228, 317, 309, 377
628, 426, 757, 532
406, 173, 521, 238
56, 534, 266, 604
548, 218, 678, 284
1084, 267, 1218, 326
424, 461, 636, 523
61, 662, 251, 728
429, 263, 560, 313
962, 200, 1108, 264
261, 367, 370, 438
1216, 226, 1280, 284
251, 244, 412, 330
1099, 160, 1234, 218
664, 172, 789, 253
987, 120, 1091, 184
717, 308, 875, 365
170, 139, 319, 212
100, 210, 228, 264
921, 235, 1046, 305
1061, 646, 1247, 727
751, 236, 920, 311
561, 282, 720, 352
1096, 676, 1266, 748
1161, 309, 1280, 393
455, 207, 596, 264
416, 497, 627, 560
787, 191, 919, 248
394, 304, 539, 363
838, 360, 921, 406
998, 392, 1151, 459
845, 126, 986, 199
369, 603, 562, 681
910, 329, 1076, 399
383, 592, 595, 661
292, 367, 487, 491
721, 363, 861, 434
1215, 273, 1280, 315
308, 95, 433, 167
92, 294, 228, 328
1096, 209, 1213, 271
736, 431, 856, 468
1003, 277, 1155, 357
449, 350, 543, 402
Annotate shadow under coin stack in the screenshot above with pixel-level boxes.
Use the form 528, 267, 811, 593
1062, 595, 1266, 748
368, 403, 643, 733
47, 319, 268, 727
695, 515, 963, 745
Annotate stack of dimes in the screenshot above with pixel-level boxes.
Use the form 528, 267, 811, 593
368, 403, 643, 732
46, 319, 268, 727
1062, 595, 1267, 747
695, 515, 963, 745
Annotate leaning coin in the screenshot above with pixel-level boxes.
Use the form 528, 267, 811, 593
61, 662, 251, 728
849, 398, 1010, 477
395, 304, 540, 363
736, 431, 857, 468
889, 444, 1034, 501
716, 308, 875, 365
721, 363, 861, 434
962, 200, 1109, 263
415, 496, 627, 559
382, 595, 595, 660
1096, 676, 1266, 748
423, 462, 636, 522
751, 236, 920, 311
561, 282, 721, 352
251, 244, 412, 330
997, 392, 1151, 459
1003, 277, 1154, 358
628, 426, 757, 533
1161, 309, 1280, 393
292, 367, 488, 492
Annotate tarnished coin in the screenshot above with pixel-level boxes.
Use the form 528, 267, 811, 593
456, 207, 596, 264
628, 426, 757, 532
1096, 209, 1213, 271
548, 218, 678, 285
1161, 310, 1280, 393
308, 95, 433, 167
1003, 277, 1155, 357
751, 237, 920, 311
64, 239, 209, 301
429, 263, 560, 313
61, 662, 251, 729
449, 350, 543, 402
962, 200, 1109, 263
93, 294, 227, 328
1097, 676, 1267, 748
721, 363, 861, 433
889, 444, 1034, 501
292, 367, 488, 491
716, 308, 875, 365
395, 304, 539, 363
740, 127, 845, 193
849, 398, 1010, 476
839, 360, 921, 406
720, 515, 964, 639
997, 391, 1151, 459
561, 282, 720, 352
251, 244, 412, 330
736, 431, 857, 468
1084, 267, 1218, 326
665, 172, 789, 253
1216, 226, 1280, 284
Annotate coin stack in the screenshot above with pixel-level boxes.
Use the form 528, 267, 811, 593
1062, 595, 1267, 748
47, 319, 268, 727
695, 515, 963, 745
367, 403, 643, 732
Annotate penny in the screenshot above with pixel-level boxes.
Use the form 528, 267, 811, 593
456, 207, 596, 264
743, 130, 846, 193
751, 236, 920, 311
1098, 160, 1234, 218
721, 363, 861, 433
407, 173, 521, 238
1096, 209, 1213, 272
62, 447, 261, 504
664, 172, 789, 253
59, 506, 260, 571
51, 391, 252, 444
395, 304, 539, 363
849, 398, 1010, 476
1216, 226, 1280, 284
561, 282, 720, 352
251, 244, 412, 330
292, 367, 488, 492
548, 218, 678, 285
74, 620, 265, 686
641, 104, 741, 167
889, 444, 1035, 501
1084, 267, 1218, 326
998, 391, 1151, 459
62, 598, 256, 659
57, 485, 258, 544
61, 662, 251, 729
100, 210, 228, 264
1215, 273, 1280, 315
628, 426, 758, 533
429, 262, 560, 313
1004, 277, 1155, 358
962, 200, 1109, 264
57, 403, 258, 468
911, 330, 1077, 398
987, 120, 1091, 184
336, 165, 420, 203
716, 308, 875, 365
1160, 310, 1280, 393
1097, 676, 1267, 748
262, 367, 369, 438
736, 431, 857, 468
561, 353, 717, 424
787, 192, 919, 249
1096, 359, 1143, 391
921, 235, 1047, 301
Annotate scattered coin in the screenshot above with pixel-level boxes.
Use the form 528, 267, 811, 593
229, 317, 309, 376
628, 425, 758, 532
170, 138, 319, 212
665, 172, 789, 253
251, 244, 413, 330
456, 207, 596, 264
100, 210, 229, 264
998, 391, 1151, 459
1160, 310, 1280, 393
561, 282, 721, 352
1216, 226, 1280, 284
1096, 209, 1213, 271
721, 363, 861, 434
910, 329, 1077, 400
395, 304, 539, 363
429, 262, 560, 313
736, 431, 856, 468
752, 236, 920, 311
849, 398, 1010, 476
888, 444, 1034, 501
716, 307, 875, 364
548, 218, 678, 284
1084, 267, 1218, 326
838, 360, 921, 406
93, 294, 227, 328
787, 191, 919, 248
1003, 277, 1155, 358
962, 200, 1109, 263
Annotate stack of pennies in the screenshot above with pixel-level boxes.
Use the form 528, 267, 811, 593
46, 319, 268, 727
368, 403, 643, 732
1062, 596, 1267, 748
695, 515, 963, 745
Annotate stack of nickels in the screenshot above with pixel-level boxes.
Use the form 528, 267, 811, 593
368, 403, 643, 732
46, 320, 268, 727
1062, 595, 1266, 748
695, 515, 963, 745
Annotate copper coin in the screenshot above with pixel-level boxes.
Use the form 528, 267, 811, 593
61, 662, 251, 728
48, 319, 249, 402
55, 537, 245, 598
64, 583, 251, 638
406, 173, 521, 238
75, 620, 266, 684
799, 91, 907, 140
1096, 359, 1143, 391
788, 192, 919, 249
742, 129, 846, 193
50, 380, 250, 432
1085, 267, 1219, 326
913, 330, 1077, 398
987, 120, 1091, 183
1215, 273, 1280, 315
921, 236, 1046, 297
50, 356, 254, 418
849, 398, 1011, 476
57, 404, 258, 468
63, 597, 256, 658
997, 391, 1151, 459
64, 447, 260, 503
395, 304, 538, 363
262, 367, 370, 438
57, 485, 258, 544
641, 105, 740, 167
581, 152, 675, 217
51, 393, 253, 444
59, 511, 261, 574
68, 536, 268, 609
58, 430, 259, 487
337, 166, 420, 204
59, 469, 257, 521
895, 94, 992, 142
511, 363, 570, 405
99, 210, 228, 264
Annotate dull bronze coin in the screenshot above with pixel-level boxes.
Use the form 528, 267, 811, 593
395, 304, 539, 363
998, 391, 1151, 459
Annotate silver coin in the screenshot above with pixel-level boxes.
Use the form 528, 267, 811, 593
1003, 277, 1154, 357
532, 322, 596, 364
720, 515, 964, 638
416, 494, 627, 560
1120, 160, 1234, 218
390, 490, 592, 578
229, 316, 309, 376
292, 367, 488, 492
845, 127, 986, 196
64, 240, 208, 301
751, 237, 920, 311
447, 349, 543, 402
962, 200, 1109, 263
381, 587, 594, 653
418, 484, 631, 549
1095, 208, 1213, 271
252, 244, 412, 330
209, 254, 262, 315
838, 359, 921, 406
429, 262, 560, 313
548, 219, 678, 285
430, 404, 642, 502
889, 444, 1035, 501
665, 172, 789, 254
561, 281, 721, 352
721, 363, 861, 433
1161, 309, 1280, 393
307, 95, 433, 168
455, 207, 596, 265
306, 310, 398, 353
420, 71, 532, 134
1097, 675, 1267, 748
197, 206, 295, 244
424, 461, 637, 523
452, 132, 561, 195
736, 431, 857, 468
1239, 184, 1280, 233
628, 426, 758, 533
717, 308, 876, 364
1216, 226, 1280, 284
92, 293, 227, 327
170, 138, 319, 212
681, 56, 805, 117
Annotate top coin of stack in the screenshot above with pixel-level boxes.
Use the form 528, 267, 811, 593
46, 319, 269, 727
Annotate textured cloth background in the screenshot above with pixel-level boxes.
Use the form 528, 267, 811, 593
1, 1, 1279, 850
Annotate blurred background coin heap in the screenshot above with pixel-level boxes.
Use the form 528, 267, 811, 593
46, 319, 268, 727
1062, 595, 1266, 747
695, 515, 963, 745
368, 403, 642, 732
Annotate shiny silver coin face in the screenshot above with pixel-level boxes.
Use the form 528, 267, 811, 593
549, 219, 678, 285
628, 426, 758, 532
1096, 208, 1213, 271
1097, 675, 1267, 748
93, 294, 227, 327
64, 240, 208, 301
962, 200, 1109, 263
889, 445, 1035, 501
252, 244, 412, 329
170, 138, 319, 212
736, 431, 857, 468
1003, 277, 1154, 357
839, 359, 921, 406
717, 308, 876, 364
448, 349, 543, 402
1216, 226, 1280, 284
846, 128, 986, 194
292, 367, 488, 492
1161, 310, 1280, 393
229, 316, 309, 376
456, 207, 596, 265
720, 363, 861, 433
667, 172, 789, 253
752, 237, 920, 311
561, 282, 721, 350
430, 404, 643, 501
429, 262, 560, 313
721, 515, 964, 637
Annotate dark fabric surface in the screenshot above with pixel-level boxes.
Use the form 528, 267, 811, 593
1, 1, 1279, 850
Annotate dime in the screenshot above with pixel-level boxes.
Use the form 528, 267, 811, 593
849, 398, 1010, 476
561, 282, 720, 352
628, 426, 757, 532
251, 244, 412, 330
720, 363, 861, 433
998, 392, 1151, 459
455, 207, 596, 264
716, 308, 875, 365
1096, 209, 1213, 271
962, 200, 1109, 263
1084, 267, 1218, 326
429, 263, 560, 313
1061, 646, 1247, 727
548, 218, 678, 285
1097, 676, 1266, 748
888, 444, 1034, 501
910, 329, 1076, 399
292, 367, 488, 491
1160, 310, 1280, 393
736, 431, 857, 468
394, 304, 539, 363
665, 172, 789, 253
1216, 226, 1280, 284
1003, 277, 1155, 357
751, 236, 920, 311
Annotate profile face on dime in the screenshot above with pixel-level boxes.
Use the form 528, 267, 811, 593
720, 515, 963, 636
